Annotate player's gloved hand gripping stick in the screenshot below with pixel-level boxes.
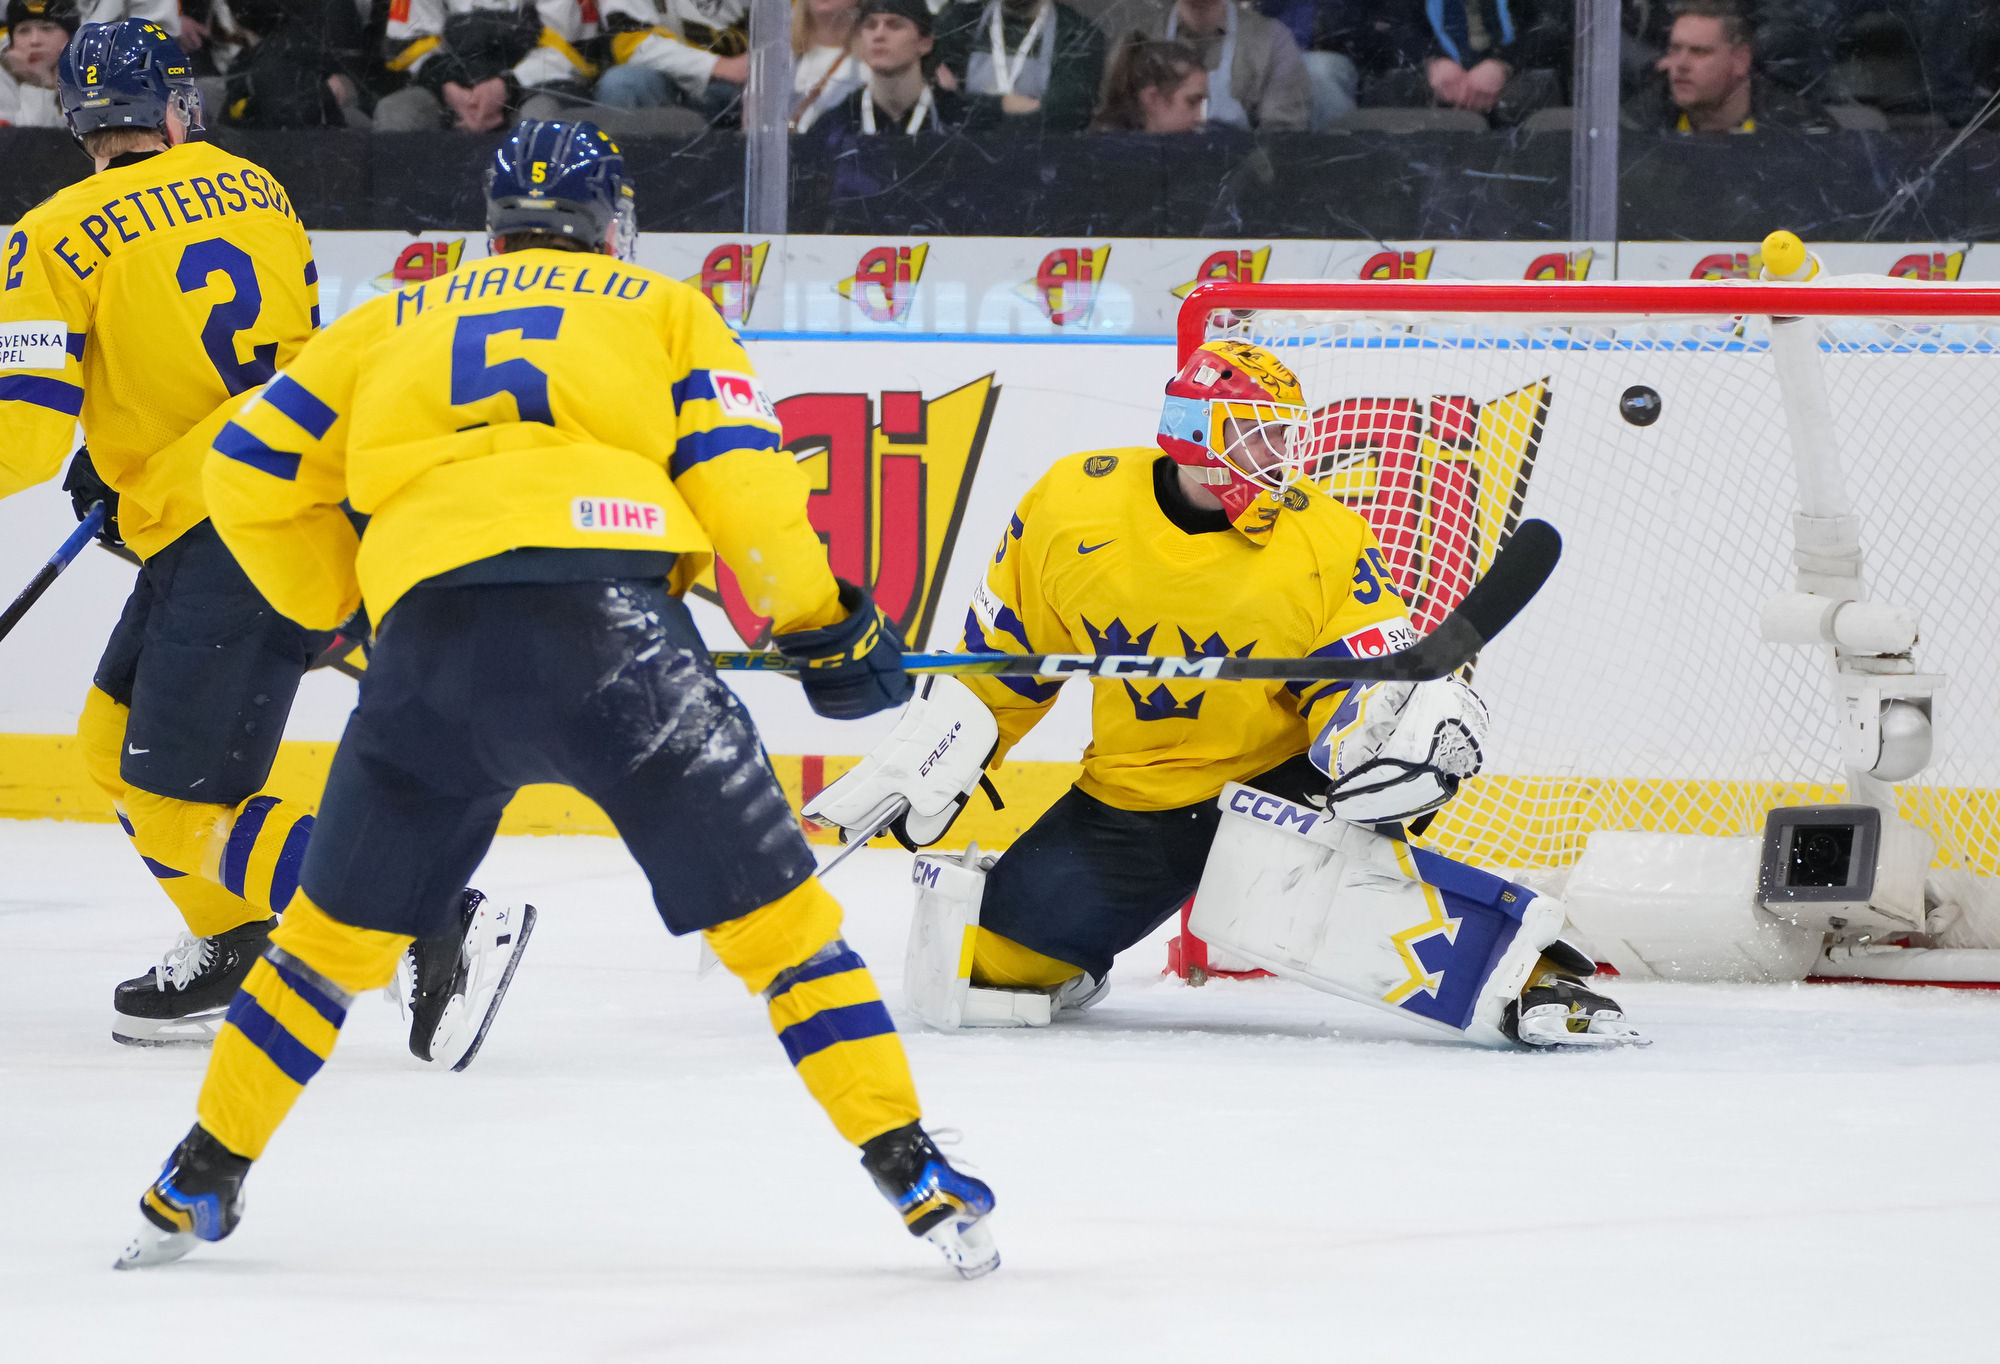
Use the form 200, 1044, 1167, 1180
719, 519, 1563, 685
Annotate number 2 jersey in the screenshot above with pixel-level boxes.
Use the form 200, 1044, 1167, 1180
202, 248, 843, 637
962, 450, 1418, 812
0, 141, 317, 559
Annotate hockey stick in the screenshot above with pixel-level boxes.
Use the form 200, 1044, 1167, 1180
713, 518, 1562, 683
0, 503, 106, 646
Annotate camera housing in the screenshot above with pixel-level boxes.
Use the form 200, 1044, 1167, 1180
1757, 804, 1929, 932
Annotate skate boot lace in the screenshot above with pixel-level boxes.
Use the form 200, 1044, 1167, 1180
154, 933, 216, 992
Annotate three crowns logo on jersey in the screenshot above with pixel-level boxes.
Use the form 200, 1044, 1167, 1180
692, 376, 1000, 647
685, 241, 771, 325
838, 244, 929, 323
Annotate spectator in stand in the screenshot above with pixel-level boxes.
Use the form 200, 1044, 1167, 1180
1252, 0, 1351, 129
198, 0, 373, 128
375, 1, 597, 133
791, 0, 864, 130
931, 0, 1107, 131
820, 0, 993, 132
1623, 0, 1830, 129
1349, 0, 1567, 124
1107, 0, 1309, 131
1089, 32, 1206, 128
0, 0, 77, 127
593, 0, 750, 127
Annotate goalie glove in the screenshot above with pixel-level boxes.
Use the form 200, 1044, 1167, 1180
803, 675, 999, 851
1309, 676, 1488, 825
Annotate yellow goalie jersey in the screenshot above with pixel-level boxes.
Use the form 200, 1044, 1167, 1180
963, 449, 1417, 811
203, 248, 842, 634
0, 141, 317, 559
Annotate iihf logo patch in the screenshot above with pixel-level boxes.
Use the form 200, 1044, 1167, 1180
572, 498, 666, 536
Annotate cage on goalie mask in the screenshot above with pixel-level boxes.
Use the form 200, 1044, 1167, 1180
1157, 341, 1313, 516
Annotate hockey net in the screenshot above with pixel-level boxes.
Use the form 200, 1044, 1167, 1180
1180, 280, 2000, 883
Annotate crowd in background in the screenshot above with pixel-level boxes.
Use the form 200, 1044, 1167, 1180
1, 0, 1995, 136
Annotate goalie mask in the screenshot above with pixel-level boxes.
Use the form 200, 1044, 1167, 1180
1157, 341, 1313, 537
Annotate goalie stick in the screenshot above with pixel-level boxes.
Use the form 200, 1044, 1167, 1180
714, 518, 1562, 683
0, 503, 107, 646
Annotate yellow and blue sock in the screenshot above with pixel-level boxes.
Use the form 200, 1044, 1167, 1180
79, 685, 315, 935
704, 877, 921, 1146
196, 894, 410, 1160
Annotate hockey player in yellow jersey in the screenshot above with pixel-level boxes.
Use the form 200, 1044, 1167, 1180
1, 19, 518, 1064
810, 339, 1645, 1047
117, 120, 999, 1279
0, 19, 332, 1047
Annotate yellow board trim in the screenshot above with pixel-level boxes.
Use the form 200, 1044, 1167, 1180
5, 732, 1996, 876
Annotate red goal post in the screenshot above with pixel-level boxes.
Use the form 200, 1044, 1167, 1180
1162, 276, 2000, 981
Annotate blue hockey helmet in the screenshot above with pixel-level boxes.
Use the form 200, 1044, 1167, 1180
485, 120, 636, 261
57, 19, 203, 142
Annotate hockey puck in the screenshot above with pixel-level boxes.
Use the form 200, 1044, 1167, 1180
1619, 385, 1662, 426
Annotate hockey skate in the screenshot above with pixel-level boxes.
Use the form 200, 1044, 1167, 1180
115, 1125, 251, 1270
392, 889, 536, 1072
112, 918, 274, 1047
1502, 963, 1649, 1049
860, 1123, 1000, 1279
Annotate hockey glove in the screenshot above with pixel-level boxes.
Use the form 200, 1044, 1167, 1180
62, 449, 123, 548
804, 675, 999, 849
773, 580, 915, 721
1310, 675, 1488, 825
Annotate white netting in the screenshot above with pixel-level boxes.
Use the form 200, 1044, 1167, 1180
1208, 304, 2000, 875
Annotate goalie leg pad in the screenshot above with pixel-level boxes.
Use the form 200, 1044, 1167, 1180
1188, 783, 1562, 1047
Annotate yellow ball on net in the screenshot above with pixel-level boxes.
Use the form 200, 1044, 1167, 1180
1762, 230, 1808, 277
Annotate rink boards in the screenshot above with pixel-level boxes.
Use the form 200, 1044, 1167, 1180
2, 269, 1996, 871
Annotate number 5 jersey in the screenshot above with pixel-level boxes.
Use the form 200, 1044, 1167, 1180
199, 248, 844, 639
0, 141, 318, 559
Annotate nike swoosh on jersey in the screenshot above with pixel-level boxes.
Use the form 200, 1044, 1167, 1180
1077, 539, 1115, 555
127, 744, 149, 754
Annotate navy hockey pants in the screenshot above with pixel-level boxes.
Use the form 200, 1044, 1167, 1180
300, 578, 816, 940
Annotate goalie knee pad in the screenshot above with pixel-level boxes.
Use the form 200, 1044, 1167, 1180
907, 849, 1092, 1029
1312, 676, 1489, 825
807, 676, 999, 851
1189, 781, 1560, 1047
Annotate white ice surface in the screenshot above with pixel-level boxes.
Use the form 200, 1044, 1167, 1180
6, 820, 2000, 1363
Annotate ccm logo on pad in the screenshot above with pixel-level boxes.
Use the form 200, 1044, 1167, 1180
1338, 620, 1419, 658
1225, 785, 1321, 836
572, 497, 666, 535
711, 371, 776, 421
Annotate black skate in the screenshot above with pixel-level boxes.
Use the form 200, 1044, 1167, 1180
861, 1122, 1000, 1279
394, 889, 536, 1072
115, 1125, 252, 1270
1503, 963, 1649, 1049
112, 918, 275, 1047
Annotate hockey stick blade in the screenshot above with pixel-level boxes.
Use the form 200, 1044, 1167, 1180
712, 519, 1562, 684
0, 503, 106, 646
